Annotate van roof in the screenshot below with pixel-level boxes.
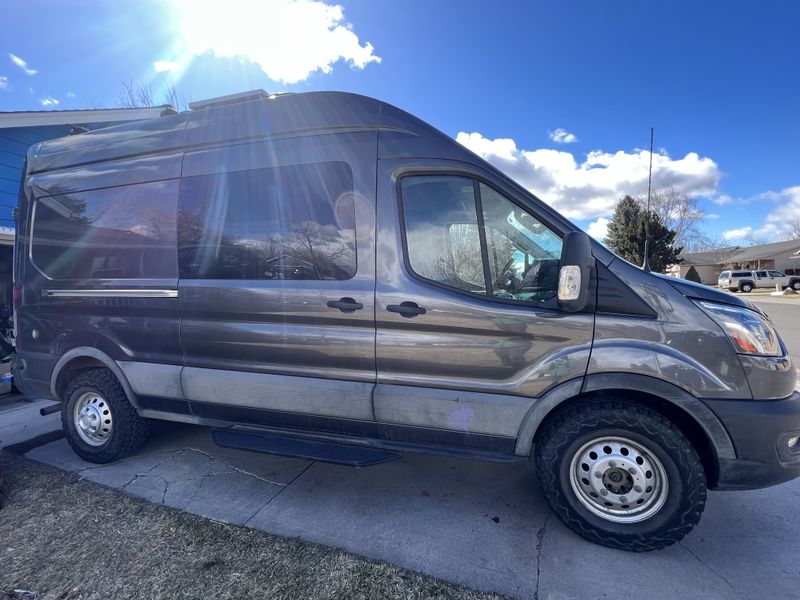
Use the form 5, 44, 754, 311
25, 91, 444, 175
24, 90, 607, 262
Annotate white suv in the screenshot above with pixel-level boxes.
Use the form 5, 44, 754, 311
719, 269, 800, 292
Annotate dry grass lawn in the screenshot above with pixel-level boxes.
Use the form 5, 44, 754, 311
0, 451, 505, 600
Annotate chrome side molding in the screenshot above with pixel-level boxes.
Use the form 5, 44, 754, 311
42, 289, 178, 298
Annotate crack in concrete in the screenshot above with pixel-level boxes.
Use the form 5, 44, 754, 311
119, 457, 172, 492
243, 461, 315, 527
185, 447, 288, 487
77, 446, 289, 498
533, 511, 551, 600
680, 541, 741, 596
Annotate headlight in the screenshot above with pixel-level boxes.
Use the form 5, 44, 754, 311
697, 301, 782, 356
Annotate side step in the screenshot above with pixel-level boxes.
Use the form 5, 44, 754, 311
213, 429, 402, 467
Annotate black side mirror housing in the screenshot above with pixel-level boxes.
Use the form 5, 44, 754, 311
558, 231, 594, 312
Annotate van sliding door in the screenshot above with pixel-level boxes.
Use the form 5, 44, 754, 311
177, 133, 377, 426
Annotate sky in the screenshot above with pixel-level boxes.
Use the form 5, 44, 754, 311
1, 0, 799, 246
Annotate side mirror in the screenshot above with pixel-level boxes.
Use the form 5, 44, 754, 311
558, 231, 593, 312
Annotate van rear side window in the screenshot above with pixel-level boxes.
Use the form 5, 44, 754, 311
31, 180, 178, 279
177, 161, 355, 280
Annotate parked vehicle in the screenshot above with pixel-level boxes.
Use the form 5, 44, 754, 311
13, 91, 800, 552
719, 269, 800, 292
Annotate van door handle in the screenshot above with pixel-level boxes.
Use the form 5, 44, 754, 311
386, 301, 427, 318
326, 297, 363, 313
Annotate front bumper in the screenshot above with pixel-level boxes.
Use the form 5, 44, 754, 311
703, 390, 800, 490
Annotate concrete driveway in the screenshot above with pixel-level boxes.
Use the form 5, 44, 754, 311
7, 299, 800, 600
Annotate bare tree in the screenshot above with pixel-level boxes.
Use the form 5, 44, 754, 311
118, 80, 154, 108
637, 186, 706, 251
789, 217, 800, 240
118, 79, 191, 111
163, 81, 192, 112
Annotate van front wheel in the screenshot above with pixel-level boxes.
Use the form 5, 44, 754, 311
535, 398, 706, 551
62, 368, 150, 464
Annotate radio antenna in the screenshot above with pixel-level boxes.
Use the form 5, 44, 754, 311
642, 127, 654, 271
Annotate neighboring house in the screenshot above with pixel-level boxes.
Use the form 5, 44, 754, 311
668, 239, 800, 284
667, 246, 741, 284
0, 106, 167, 308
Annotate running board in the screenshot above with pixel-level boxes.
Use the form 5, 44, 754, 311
212, 429, 402, 467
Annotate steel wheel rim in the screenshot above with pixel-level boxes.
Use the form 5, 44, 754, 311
73, 392, 113, 446
569, 435, 668, 524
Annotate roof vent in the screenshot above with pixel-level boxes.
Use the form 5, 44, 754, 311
188, 89, 270, 111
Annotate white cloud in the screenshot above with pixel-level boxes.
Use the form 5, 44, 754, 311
752, 186, 800, 240
9, 53, 37, 76
0, 76, 8, 90
549, 128, 578, 144
705, 213, 720, 219
175, 0, 380, 84
722, 227, 753, 241
39, 96, 59, 107
587, 217, 610, 240
154, 60, 180, 72
66, 91, 77, 98
456, 131, 721, 220
710, 194, 733, 206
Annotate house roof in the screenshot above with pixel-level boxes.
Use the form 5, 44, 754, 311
729, 239, 800, 262
679, 246, 741, 265
0, 106, 169, 129
680, 240, 800, 266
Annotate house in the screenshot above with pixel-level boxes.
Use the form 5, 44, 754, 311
668, 239, 800, 284
0, 106, 167, 308
667, 246, 741, 284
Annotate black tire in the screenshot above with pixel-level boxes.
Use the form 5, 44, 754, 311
740, 282, 753, 293
791, 280, 800, 291
61, 368, 150, 463
535, 398, 706, 552
727, 287, 737, 292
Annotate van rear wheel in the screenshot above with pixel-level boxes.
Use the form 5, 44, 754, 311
740, 282, 753, 292
534, 398, 706, 551
62, 368, 150, 464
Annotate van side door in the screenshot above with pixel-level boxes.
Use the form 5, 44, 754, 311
177, 133, 377, 426
374, 159, 593, 448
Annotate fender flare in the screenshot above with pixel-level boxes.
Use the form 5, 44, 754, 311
50, 346, 140, 409
514, 373, 736, 461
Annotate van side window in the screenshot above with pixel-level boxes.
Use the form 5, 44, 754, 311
177, 162, 356, 280
401, 176, 484, 294
400, 175, 562, 305
31, 180, 178, 279
769, 271, 783, 277
479, 183, 562, 303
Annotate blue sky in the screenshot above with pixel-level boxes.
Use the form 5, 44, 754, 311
2, 0, 798, 246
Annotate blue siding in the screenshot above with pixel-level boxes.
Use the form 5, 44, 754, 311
0, 121, 131, 229
0, 124, 70, 228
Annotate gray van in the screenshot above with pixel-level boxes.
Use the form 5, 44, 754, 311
12, 91, 800, 551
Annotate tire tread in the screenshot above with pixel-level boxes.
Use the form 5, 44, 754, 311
62, 368, 150, 463
535, 397, 707, 552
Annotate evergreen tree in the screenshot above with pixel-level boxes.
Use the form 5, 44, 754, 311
685, 265, 702, 283
605, 195, 683, 273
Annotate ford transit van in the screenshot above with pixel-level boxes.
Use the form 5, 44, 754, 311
12, 91, 800, 551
